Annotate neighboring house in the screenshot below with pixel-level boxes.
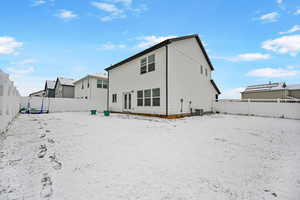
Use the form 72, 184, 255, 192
44, 80, 55, 98
241, 82, 300, 99
54, 77, 75, 98
105, 34, 221, 117
29, 90, 45, 97
74, 73, 108, 101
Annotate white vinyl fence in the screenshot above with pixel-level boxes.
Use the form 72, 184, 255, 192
213, 99, 300, 120
20, 96, 107, 113
0, 71, 20, 133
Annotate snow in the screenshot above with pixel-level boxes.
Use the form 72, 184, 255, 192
1, 113, 300, 200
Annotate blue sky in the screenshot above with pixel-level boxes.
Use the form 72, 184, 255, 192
0, 0, 300, 97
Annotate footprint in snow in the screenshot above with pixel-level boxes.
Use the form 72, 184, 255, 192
40, 173, 53, 198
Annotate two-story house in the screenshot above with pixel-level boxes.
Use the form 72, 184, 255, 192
105, 34, 220, 117
74, 73, 108, 102
44, 80, 55, 98
54, 77, 75, 98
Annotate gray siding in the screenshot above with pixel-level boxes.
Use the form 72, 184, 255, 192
62, 86, 75, 98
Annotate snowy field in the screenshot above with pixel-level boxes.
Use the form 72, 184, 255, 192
0, 112, 300, 200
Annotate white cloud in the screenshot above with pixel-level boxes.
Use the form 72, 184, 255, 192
91, 1, 146, 21
99, 43, 127, 50
0, 36, 23, 55
229, 53, 271, 62
259, 12, 279, 22
294, 9, 300, 15
221, 88, 244, 99
31, 0, 55, 7
91, 2, 122, 13
6, 66, 35, 76
136, 35, 177, 49
247, 67, 299, 78
212, 53, 271, 62
279, 25, 300, 35
32, 0, 46, 6
56, 10, 78, 19
91, 2, 125, 21
277, 0, 283, 4
262, 34, 300, 56
11, 59, 38, 65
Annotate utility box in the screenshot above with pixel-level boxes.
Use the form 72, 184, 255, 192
194, 109, 204, 116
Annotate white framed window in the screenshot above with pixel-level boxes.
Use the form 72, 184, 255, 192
200, 65, 203, 74
97, 79, 102, 88
103, 80, 108, 88
148, 54, 155, 72
152, 88, 160, 106
144, 89, 151, 106
205, 68, 208, 76
137, 90, 143, 106
140, 58, 147, 74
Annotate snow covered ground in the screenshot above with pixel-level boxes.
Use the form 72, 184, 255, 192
0, 112, 300, 200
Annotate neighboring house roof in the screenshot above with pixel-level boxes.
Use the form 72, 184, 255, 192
287, 84, 300, 90
45, 80, 56, 90
54, 77, 75, 89
211, 80, 221, 94
29, 90, 45, 96
105, 34, 214, 71
242, 82, 300, 93
73, 73, 108, 84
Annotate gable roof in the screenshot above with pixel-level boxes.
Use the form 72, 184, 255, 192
105, 34, 214, 71
54, 77, 75, 89
210, 79, 221, 94
45, 80, 55, 90
29, 90, 45, 96
73, 73, 108, 84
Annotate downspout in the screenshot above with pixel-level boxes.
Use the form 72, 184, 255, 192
107, 71, 110, 111
166, 45, 169, 116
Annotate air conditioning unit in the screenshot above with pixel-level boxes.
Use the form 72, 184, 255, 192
193, 109, 204, 116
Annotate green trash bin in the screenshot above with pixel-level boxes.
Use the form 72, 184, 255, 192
104, 110, 110, 116
90, 110, 97, 115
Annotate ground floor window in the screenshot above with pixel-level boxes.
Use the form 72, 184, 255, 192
144, 89, 151, 106
112, 94, 117, 103
137, 90, 143, 106
136, 88, 160, 107
152, 88, 160, 106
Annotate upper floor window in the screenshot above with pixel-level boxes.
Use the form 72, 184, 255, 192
97, 79, 108, 88
81, 82, 84, 89
148, 54, 155, 72
200, 65, 203, 74
140, 54, 155, 74
103, 80, 108, 88
140, 58, 147, 74
97, 80, 102, 88
205, 68, 208, 77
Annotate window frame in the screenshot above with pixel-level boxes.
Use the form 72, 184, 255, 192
144, 89, 151, 106
137, 90, 143, 106
140, 57, 147, 74
97, 79, 103, 88
152, 88, 160, 106
147, 54, 155, 72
